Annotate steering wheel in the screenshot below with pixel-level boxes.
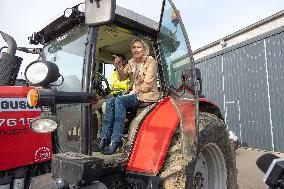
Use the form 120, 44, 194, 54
92, 72, 111, 97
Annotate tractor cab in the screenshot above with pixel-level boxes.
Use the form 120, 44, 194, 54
25, 0, 237, 188
27, 0, 195, 155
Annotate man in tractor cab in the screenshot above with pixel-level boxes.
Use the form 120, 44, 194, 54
100, 54, 129, 114
96, 39, 160, 155
109, 54, 129, 97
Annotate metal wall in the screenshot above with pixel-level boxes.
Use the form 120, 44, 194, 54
176, 27, 284, 152
176, 28, 284, 152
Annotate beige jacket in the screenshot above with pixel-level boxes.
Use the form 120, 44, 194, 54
118, 56, 160, 102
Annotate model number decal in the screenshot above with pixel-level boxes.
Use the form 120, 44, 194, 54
0, 118, 35, 127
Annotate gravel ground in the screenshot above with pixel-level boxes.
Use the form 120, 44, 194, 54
236, 148, 284, 189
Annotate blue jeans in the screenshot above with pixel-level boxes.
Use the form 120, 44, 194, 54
100, 94, 140, 143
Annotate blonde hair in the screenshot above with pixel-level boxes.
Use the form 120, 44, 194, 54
131, 39, 149, 56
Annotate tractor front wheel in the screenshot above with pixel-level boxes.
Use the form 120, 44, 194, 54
159, 112, 238, 189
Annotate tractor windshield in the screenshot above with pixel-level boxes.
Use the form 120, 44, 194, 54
43, 25, 87, 92
41, 24, 88, 152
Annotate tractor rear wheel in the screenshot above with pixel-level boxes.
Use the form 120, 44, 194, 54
159, 112, 238, 189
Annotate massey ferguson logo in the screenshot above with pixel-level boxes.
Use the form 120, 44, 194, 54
0, 98, 40, 112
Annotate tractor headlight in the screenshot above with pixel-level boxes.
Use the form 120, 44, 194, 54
25, 60, 60, 86
30, 114, 59, 133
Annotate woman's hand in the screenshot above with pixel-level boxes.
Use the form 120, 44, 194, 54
112, 55, 123, 70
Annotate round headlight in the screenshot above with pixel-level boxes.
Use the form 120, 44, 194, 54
25, 62, 48, 84
24, 60, 60, 86
30, 115, 59, 133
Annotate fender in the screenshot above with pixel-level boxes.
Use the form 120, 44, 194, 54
199, 98, 224, 120
175, 82, 223, 120
126, 97, 179, 174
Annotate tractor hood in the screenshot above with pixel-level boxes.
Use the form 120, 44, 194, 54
29, 4, 159, 45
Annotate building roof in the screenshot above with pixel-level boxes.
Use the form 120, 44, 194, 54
193, 10, 284, 60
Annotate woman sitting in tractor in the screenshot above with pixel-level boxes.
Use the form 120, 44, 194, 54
96, 39, 160, 155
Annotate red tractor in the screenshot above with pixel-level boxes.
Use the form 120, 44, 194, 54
0, 32, 52, 189
2, 0, 237, 188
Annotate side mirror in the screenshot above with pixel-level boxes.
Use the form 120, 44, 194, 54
182, 68, 202, 96
85, 0, 116, 26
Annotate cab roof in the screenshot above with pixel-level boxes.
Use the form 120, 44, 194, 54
30, 5, 159, 45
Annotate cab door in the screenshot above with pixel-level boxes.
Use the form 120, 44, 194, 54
126, 0, 199, 174
157, 0, 198, 157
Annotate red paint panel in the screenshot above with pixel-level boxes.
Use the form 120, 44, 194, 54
173, 97, 196, 140
126, 97, 179, 174
0, 86, 52, 171
0, 86, 33, 97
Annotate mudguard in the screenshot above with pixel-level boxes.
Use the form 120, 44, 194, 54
0, 86, 52, 171
199, 98, 224, 120
126, 97, 179, 174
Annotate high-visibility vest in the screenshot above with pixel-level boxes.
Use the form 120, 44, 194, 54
110, 71, 129, 94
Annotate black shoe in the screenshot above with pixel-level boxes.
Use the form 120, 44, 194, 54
93, 138, 109, 152
101, 142, 121, 155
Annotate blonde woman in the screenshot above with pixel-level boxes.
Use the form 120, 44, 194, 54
96, 39, 160, 155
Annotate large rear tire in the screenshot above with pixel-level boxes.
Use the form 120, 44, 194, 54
159, 112, 238, 189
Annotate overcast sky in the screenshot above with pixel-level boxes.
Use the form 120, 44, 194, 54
1, 0, 284, 72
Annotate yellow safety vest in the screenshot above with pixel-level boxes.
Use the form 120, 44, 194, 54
110, 71, 129, 94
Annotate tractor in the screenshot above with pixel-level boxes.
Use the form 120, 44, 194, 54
2, 0, 238, 188
0, 31, 51, 189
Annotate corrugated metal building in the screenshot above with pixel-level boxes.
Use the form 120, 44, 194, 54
174, 10, 284, 152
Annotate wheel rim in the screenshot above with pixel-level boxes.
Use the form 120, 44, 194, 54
193, 143, 227, 189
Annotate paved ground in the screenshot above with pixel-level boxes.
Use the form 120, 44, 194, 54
236, 148, 284, 189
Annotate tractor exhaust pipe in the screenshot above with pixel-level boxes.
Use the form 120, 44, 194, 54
0, 31, 17, 56
0, 31, 22, 86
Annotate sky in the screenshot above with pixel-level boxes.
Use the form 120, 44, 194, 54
1, 0, 284, 75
